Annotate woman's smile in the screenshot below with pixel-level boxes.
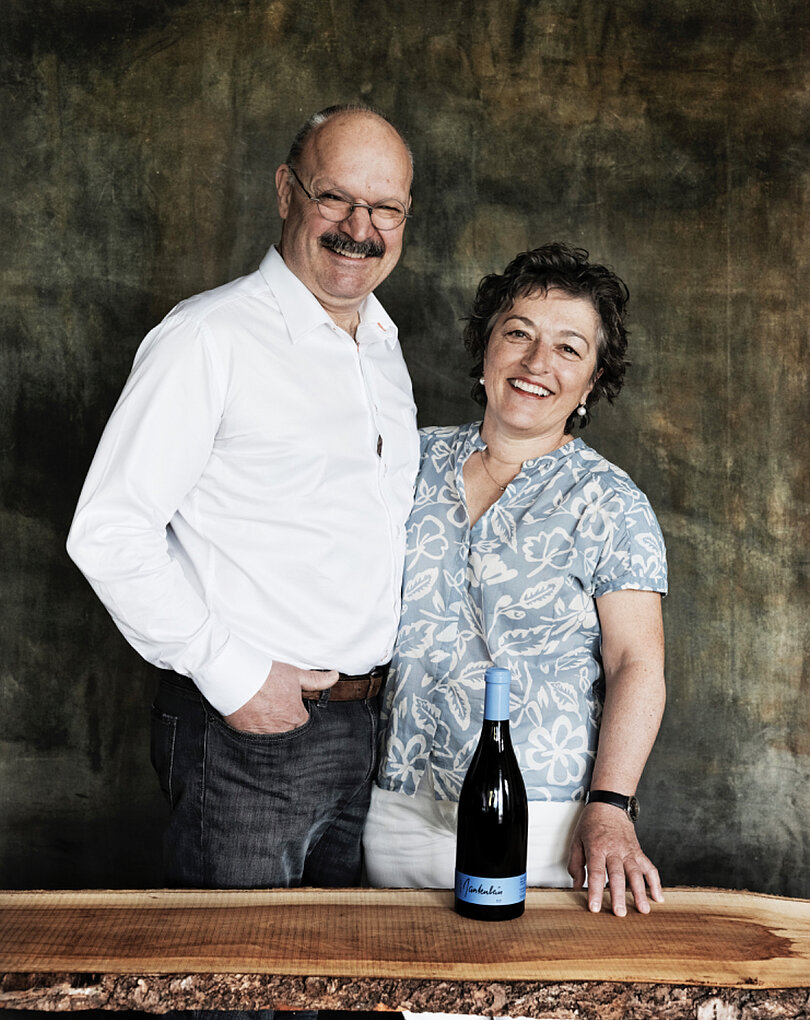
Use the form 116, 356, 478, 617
508, 377, 554, 398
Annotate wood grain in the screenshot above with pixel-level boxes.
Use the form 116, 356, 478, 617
1, 887, 809, 990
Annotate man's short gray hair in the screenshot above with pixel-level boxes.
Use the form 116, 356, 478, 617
284, 104, 414, 175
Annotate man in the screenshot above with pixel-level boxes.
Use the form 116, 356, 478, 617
67, 105, 419, 890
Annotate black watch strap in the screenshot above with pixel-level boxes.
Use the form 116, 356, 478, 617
586, 789, 640, 822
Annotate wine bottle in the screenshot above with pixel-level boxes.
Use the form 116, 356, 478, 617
454, 666, 528, 921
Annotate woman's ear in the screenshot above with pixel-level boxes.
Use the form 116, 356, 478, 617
584, 366, 604, 400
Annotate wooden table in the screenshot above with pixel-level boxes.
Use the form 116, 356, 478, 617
1, 887, 809, 1019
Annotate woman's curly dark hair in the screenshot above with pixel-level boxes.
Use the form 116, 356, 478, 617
464, 242, 630, 432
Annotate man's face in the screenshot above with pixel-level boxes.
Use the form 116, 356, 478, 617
275, 112, 412, 322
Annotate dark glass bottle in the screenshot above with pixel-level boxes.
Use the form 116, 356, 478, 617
454, 666, 528, 921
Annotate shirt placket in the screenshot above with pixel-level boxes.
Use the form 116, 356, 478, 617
354, 335, 402, 635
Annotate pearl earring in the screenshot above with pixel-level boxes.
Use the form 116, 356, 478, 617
576, 404, 587, 417
479, 376, 485, 386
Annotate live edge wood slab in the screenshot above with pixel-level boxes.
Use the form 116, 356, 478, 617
1, 888, 809, 1019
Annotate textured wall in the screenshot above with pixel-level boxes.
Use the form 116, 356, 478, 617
2, 0, 808, 896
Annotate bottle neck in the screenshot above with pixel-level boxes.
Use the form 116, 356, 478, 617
484, 680, 511, 722
480, 717, 511, 755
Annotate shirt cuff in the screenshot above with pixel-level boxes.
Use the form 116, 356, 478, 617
593, 576, 668, 599
193, 635, 272, 716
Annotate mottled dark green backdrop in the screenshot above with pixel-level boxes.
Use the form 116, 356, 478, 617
2, 0, 808, 897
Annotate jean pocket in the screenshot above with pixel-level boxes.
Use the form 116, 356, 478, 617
210, 704, 314, 745
150, 706, 178, 807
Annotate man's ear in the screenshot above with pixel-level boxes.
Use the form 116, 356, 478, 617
275, 164, 292, 219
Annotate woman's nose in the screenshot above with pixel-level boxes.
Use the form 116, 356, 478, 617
521, 340, 549, 373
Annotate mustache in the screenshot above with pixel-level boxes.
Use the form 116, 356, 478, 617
319, 232, 385, 259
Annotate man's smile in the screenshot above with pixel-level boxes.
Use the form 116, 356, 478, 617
319, 231, 384, 260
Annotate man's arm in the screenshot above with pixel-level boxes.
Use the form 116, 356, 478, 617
567, 588, 666, 916
68, 313, 283, 718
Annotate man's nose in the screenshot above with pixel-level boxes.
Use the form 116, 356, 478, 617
341, 203, 377, 240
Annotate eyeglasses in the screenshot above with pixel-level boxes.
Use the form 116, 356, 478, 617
287, 165, 411, 231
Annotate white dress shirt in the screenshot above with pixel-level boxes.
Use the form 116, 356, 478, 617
67, 246, 419, 715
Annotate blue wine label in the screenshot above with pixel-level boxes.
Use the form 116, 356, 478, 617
455, 870, 527, 906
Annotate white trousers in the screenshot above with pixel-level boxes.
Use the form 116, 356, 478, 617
363, 770, 583, 890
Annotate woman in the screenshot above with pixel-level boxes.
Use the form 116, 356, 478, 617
363, 243, 667, 917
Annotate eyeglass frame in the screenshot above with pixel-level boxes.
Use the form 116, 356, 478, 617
286, 164, 412, 231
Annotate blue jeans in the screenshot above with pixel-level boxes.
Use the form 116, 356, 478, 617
150, 673, 380, 1019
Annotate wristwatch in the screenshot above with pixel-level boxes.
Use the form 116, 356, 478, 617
586, 789, 640, 822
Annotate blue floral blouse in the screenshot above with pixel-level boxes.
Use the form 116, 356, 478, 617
376, 422, 668, 803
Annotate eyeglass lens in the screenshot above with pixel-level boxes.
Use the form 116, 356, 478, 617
317, 195, 406, 229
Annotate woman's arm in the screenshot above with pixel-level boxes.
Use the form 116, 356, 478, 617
567, 588, 666, 916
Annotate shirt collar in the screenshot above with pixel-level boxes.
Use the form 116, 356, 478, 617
458, 422, 584, 479
258, 245, 398, 349
469, 423, 487, 453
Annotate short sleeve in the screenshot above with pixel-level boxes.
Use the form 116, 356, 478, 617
591, 483, 668, 598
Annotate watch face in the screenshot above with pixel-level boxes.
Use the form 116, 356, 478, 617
627, 796, 640, 822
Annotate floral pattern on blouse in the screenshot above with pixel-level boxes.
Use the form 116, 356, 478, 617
376, 422, 668, 803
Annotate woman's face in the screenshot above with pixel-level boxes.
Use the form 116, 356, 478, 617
481, 288, 601, 445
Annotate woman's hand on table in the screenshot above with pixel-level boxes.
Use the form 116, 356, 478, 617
567, 801, 664, 917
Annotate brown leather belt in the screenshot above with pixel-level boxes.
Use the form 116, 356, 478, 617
301, 663, 389, 702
